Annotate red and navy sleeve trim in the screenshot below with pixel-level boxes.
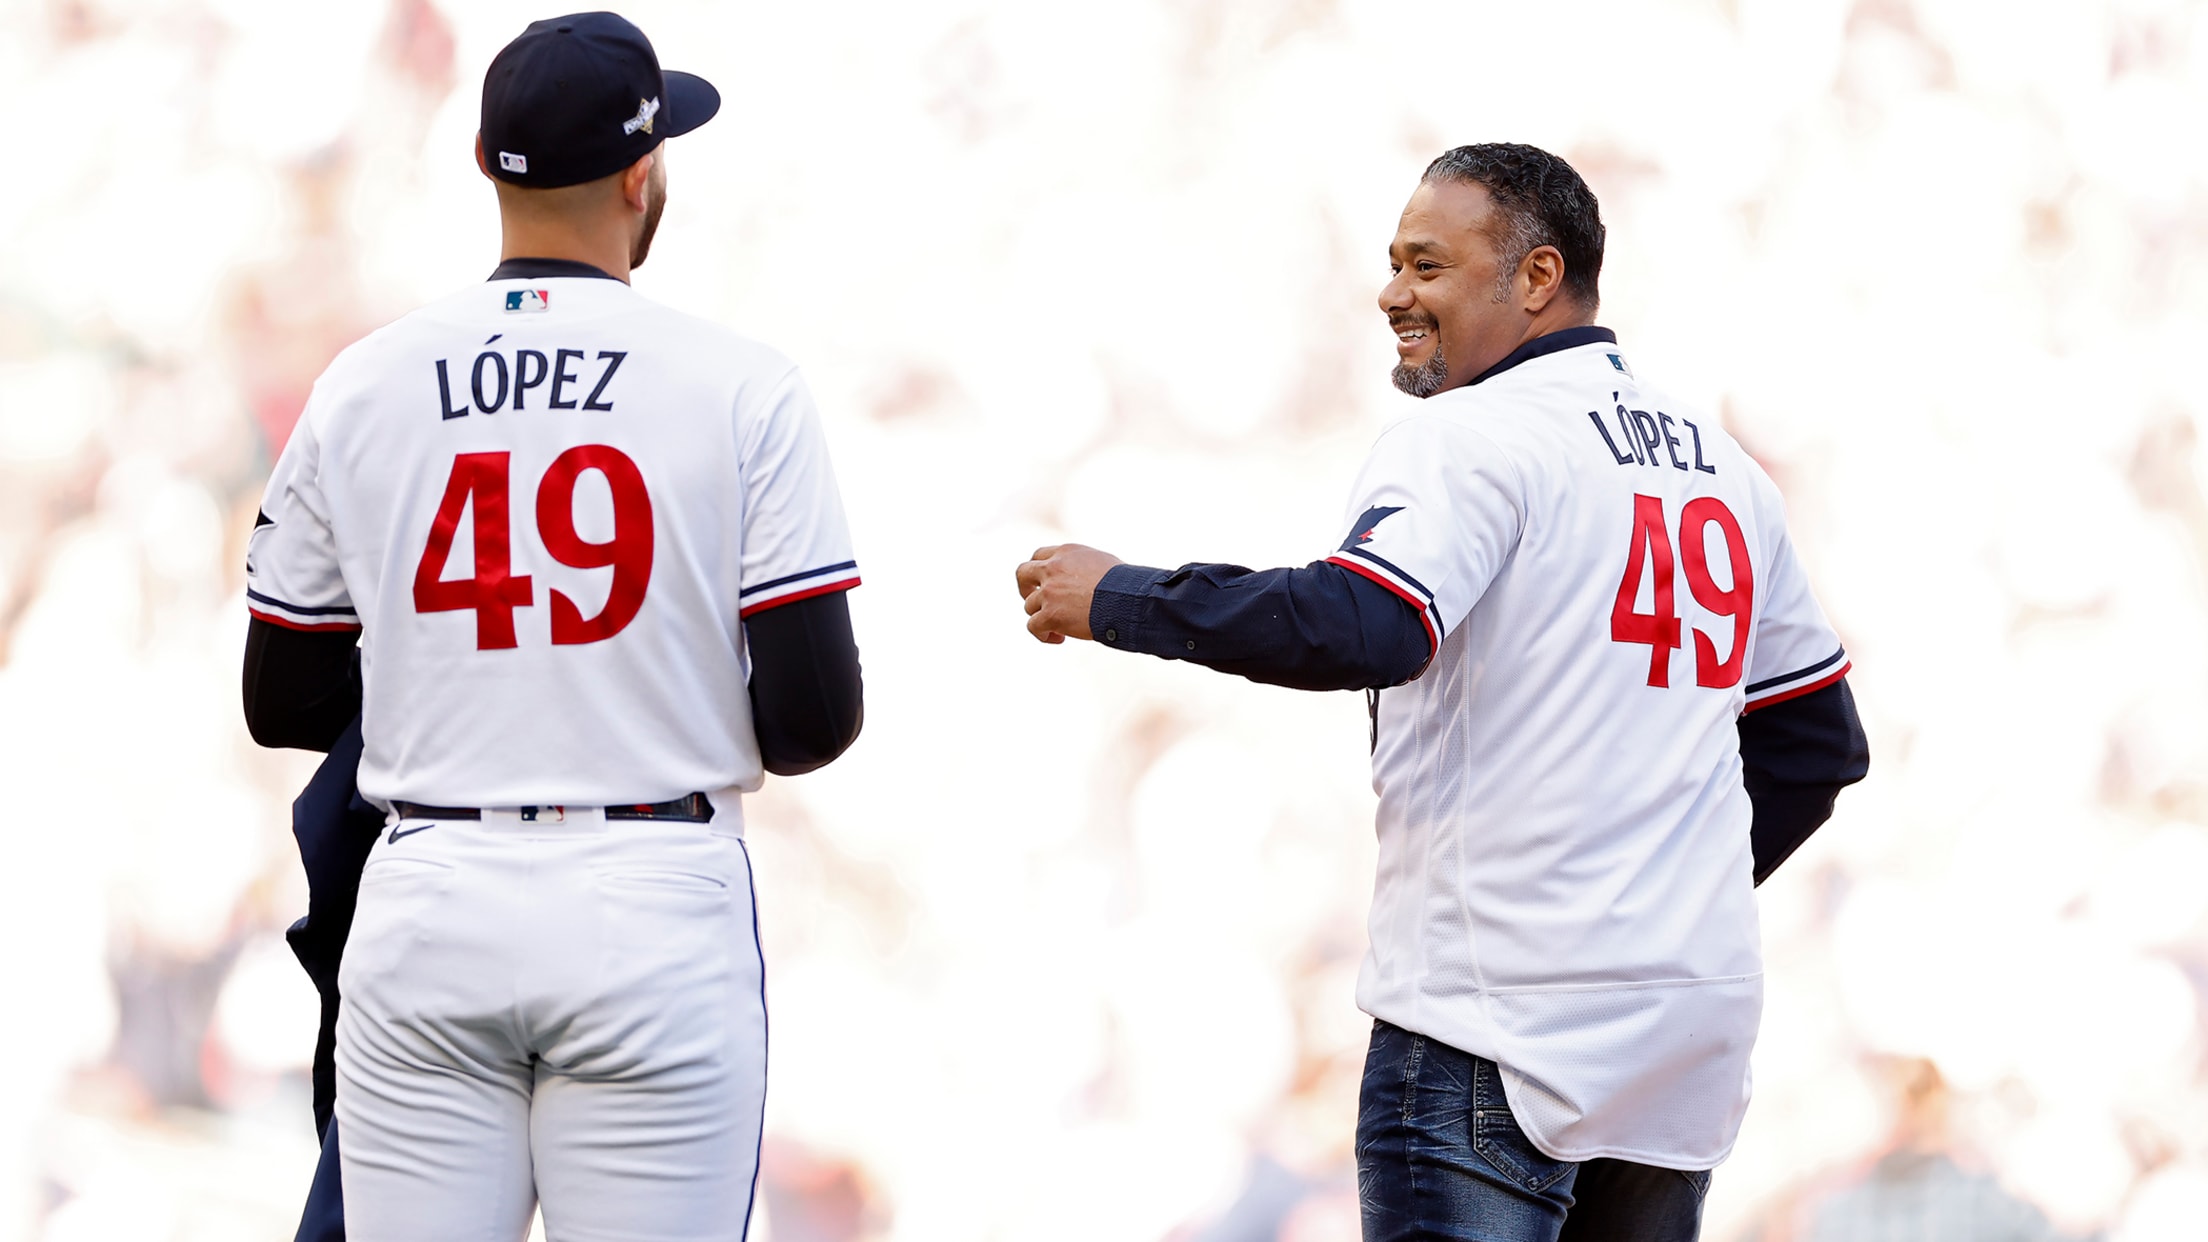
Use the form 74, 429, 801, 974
1743, 647, 1850, 712
739, 561, 859, 598
739, 561, 861, 618
1337, 545, 1435, 600
1324, 546, 1443, 654
246, 588, 362, 633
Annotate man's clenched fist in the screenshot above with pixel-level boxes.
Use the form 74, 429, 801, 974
1015, 544, 1123, 644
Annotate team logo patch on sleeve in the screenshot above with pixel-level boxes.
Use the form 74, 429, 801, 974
505, 289, 551, 313
1341, 505, 1405, 551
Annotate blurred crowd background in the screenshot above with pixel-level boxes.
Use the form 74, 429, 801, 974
0, 0, 2204, 1238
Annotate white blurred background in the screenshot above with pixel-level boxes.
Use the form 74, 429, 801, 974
0, 0, 2204, 1238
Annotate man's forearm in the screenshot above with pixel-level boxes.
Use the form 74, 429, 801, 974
1087, 560, 1432, 691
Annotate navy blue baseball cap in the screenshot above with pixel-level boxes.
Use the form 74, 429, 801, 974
481, 11, 720, 189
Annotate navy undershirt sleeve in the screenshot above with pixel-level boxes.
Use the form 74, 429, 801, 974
1088, 560, 1432, 692
1739, 677, 1869, 884
242, 619, 361, 752
743, 590, 864, 776
246, 595, 865, 777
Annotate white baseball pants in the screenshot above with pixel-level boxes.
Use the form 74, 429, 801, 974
334, 808, 766, 1242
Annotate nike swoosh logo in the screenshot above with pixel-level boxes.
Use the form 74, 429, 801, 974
387, 823, 435, 844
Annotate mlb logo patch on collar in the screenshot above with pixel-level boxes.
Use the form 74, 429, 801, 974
505, 289, 550, 314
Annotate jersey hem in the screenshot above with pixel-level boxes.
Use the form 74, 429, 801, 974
1371, 972, 1758, 1173
1512, 1129, 1734, 1172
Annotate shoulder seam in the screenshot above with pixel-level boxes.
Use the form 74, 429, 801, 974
1377, 412, 1530, 517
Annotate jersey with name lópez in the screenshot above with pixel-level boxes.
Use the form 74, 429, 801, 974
1326, 331, 1847, 1169
246, 275, 860, 814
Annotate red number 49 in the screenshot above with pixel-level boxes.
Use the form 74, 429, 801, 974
1611, 493, 1753, 688
412, 447, 654, 650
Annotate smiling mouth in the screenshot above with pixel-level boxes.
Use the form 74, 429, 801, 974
1392, 322, 1435, 353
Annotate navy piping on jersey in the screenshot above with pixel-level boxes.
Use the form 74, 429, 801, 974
738, 561, 860, 597
1466, 324, 1618, 387
487, 257, 621, 282
246, 588, 359, 617
1745, 647, 1846, 695
737, 837, 769, 1242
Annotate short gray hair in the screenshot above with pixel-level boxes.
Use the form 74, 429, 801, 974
1423, 143, 1605, 308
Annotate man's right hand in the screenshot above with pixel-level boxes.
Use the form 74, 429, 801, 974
1016, 544, 1123, 644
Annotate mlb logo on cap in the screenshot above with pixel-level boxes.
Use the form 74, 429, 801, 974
480, 12, 720, 189
505, 289, 550, 313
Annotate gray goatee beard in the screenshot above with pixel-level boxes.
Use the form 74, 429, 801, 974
1392, 340, 1448, 398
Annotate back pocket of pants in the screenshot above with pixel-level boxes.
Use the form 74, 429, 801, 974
1473, 1080, 1573, 1194
593, 868, 729, 896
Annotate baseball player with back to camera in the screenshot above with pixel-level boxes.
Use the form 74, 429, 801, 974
1018, 144, 1869, 1240
240, 12, 863, 1240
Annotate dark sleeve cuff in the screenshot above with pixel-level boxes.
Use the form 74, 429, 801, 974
242, 617, 363, 752
1739, 678, 1869, 884
1089, 563, 1174, 653
744, 591, 864, 776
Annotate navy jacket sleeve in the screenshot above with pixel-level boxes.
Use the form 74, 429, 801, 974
283, 715, 385, 1141
1087, 560, 1432, 692
1739, 678, 1869, 884
744, 590, 864, 775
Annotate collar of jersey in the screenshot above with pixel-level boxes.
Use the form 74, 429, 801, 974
487, 257, 621, 282
1466, 324, 1617, 387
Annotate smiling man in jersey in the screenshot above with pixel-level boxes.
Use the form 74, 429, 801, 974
241, 13, 862, 1242
1017, 144, 1868, 1240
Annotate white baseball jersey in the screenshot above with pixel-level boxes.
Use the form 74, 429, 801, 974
246, 273, 859, 813
1328, 329, 1846, 1169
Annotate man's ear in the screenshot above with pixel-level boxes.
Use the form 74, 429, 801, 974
1520, 245, 1566, 313
475, 133, 491, 179
621, 151, 656, 214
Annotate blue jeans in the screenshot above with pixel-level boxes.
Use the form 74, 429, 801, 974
1356, 1020, 1710, 1241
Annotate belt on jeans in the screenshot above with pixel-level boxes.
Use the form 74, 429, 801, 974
391, 792, 714, 824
